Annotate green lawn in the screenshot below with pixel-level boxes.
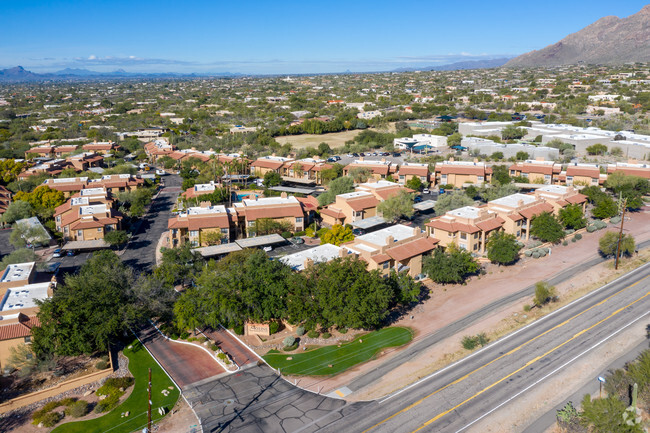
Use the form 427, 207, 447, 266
264, 327, 413, 376
52, 339, 179, 433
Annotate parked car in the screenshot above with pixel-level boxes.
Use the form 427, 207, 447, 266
422, 188, 430, 194
66, 249, 76, 257
263, 246, 273, 252
414, 195, 423, 203
156, 169, 166, 175
52, 248, 62, 258
352, 153, 359, 157
393, 152, 401, 157
352, 228, 366, 236
291, 237, 305, 245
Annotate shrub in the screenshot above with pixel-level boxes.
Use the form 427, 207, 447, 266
307, 330, 319, 338
571, 237, 577, 243
532, 251, 541, 259
610, 216, 621, 224
283, 336, 296, 348
523, 304, 532, 312
294, 231, 306, 237
179, 331, 190, 340
562, 240, 568, 246
476, 333, 489, 347
233, 324, 244, 335
283, 343, 298, 352
95, 392, 121, 413
587, 225, 597, 233
99, 377, 134, 392
528, 240, 542, 248
95, 359, 109, 370
524, 250, 533, 257
295, 326, 305, 336
538, 249, 547, 257
564, 228, 575, 235
281, 231, 292, 238
338, 327, 348, 334
574, 233, 582, 240
65, 400, 89, 418
33, 411, 62, 427
462, 336, 477, 350
269, 321, 280, 335
534, 281, 557, 306
321, 332, 332, 339
210, 344, 219, 351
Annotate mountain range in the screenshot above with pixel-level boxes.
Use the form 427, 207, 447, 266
506, 5, 650, 67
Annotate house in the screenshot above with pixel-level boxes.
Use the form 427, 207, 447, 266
533, 185, 588, 213
144, 139, 175, 163
88, 174, 145, 193
53, 145, 79, 157
25, 146, 55, 159
397, 163, 430, 186
344, 224, 439, 278
279, 243, 351, 271
281, 158, 332, 185
0, 262, 55, 370
342, 158, 397, 181
18, 159, 69, 179
486, 193, 554, 240
67, 152, 104, 172
42, 177, 89, 197
232, 193, 306, 237
181, 181, 222, 200
82, 141, 120, 155
250, 155, 293, 177
168, 204, 234, 248
0, 186, 11, 218
606, 162, 650, 179
509, 160, 562, 184
321, 191, 379, 226
561, 163, 605, 186
356, 180, 410, 201
434, 161, 492, 187
425, 206, 504, 254
54, 189, 121, 241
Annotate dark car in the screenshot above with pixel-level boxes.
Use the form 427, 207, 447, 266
393, 152, 401, 157
52, 248, 62, 258
414, 195, 423, 203
66, 249, 76, 257
359, 152, 365, 157
352, 153, 359, 157
352, 228, 366, 236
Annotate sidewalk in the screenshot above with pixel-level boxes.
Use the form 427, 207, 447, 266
288, 207, 650, 398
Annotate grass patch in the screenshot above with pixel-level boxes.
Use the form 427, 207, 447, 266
264, 327, 413, 376
51, 339, 179, 433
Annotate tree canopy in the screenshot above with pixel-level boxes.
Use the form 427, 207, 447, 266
486, 231, 521, 265
422, 244, 480, 284
377, 190, 415, 222
598, 231, 635, 258
530, 212, 565, 243
317, 175, 354, 206
434, 191, 474, 214
262, 171, 281, 188
558, 204, 587, 230
320, 224, 354, 246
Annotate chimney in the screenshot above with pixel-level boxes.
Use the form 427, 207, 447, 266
518, 199, 524, 207
280, 192, 288, 199
413, 227, 420, 236
304, 258, 314, 269
386, 235, 395, 244
339, 247, 347, 258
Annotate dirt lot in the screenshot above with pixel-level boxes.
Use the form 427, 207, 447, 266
275, 123, 396, 150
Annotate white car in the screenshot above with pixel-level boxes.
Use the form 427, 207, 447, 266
422, 188, 430, 194
156, 169, 166, 175
263, 246, 273, 252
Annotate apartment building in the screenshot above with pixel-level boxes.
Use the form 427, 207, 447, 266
53, 145, 79, 157
606, 162, 650, 179
425, 206, 504, 254
434, 161, 492, 187
508, 160, 562, 184
321, 191, 379, 226
82, 141, 121, 155
486, 193, 554, 240
232, 193, 306, 237
25, 145, 55, 159
281, 158, 332, 185
533, 185, 588, 214
561, 163, 604, 186
397, 163, 430, 186
342, 159, 397, 181
168, 204, 234, 248
144, 139, 175, 163
0, 262, 55, 370
250, 155, 293, 177
345, 224, 439, 278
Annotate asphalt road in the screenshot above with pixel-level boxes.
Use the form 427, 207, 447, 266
344, 238, 650, 395
121, 173, 182, 272
316, 261, 650, 433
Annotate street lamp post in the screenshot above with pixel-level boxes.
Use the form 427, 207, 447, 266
598, 376, 606, 398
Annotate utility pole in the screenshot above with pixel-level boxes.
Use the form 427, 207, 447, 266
614, 198, 627, 270
147, 368, 152, 433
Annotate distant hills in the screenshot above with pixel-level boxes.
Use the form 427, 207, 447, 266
506, 5, 650, 67
0, 66, 242, 83
392, 58, 512, 72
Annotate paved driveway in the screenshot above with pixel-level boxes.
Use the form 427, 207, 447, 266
184, 364, 354, 433
202, 327, 258, 368
134, 323, 225, 388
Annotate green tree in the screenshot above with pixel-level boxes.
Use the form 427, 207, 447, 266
491, 151, 504, 161
479, 183, 518, 202
422, 244, 480, 284
434, 191, 474, 214
320, 224, 354, 246
599, 231, 635, 258
10, 221, 49, 248
486, 231, 521, 265
0, 248, 38, 270
348, 167, 372, 183
253, 218, 292, 236
32, 251, 135, 357
202, 231, 223, 246
154, 244, 205, 288
263, 171, 281, 188
377, 190, 415, 222
490, 165, 511, 185
387, 270, 423, 305
592, 195, 618, 219
558, 204, 587, 230
501, 125, 526, 140
14, 185, 65, 219
515, 151, 530, 161
580, 393, 642, 433
447, 133, 462, 147
405, 176, 423, 191
104, 230, 129, 246
530, 212, 564, 243
533, 281, 556, 306
1, 200, 33, 224
317, 176, 354, 206
605, 173, 649, 211
586, 143, 608, 155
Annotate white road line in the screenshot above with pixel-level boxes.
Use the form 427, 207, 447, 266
453, 310, 650, 433
379, 262, 650, 404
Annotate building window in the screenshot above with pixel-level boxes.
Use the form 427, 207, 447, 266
460, 232, 467, 240
97, 228, 102, 232
221, 228, 229, 234
478, 176, 484, 181
296, 217, 303, 223
24, 336, 31, 344
77, 230, 83, 238
382, 262, 389, 269
399, 175, 405, 180
190, 241, 198, 247
189, 230, 199, 237
248, 221, 255, 227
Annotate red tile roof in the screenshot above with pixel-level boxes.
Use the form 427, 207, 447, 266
242, 205, 305, 221
0, 315, 40, 341
425, 219, 481, 234
518, 202, 555, 220
398, 166, 429, 176
475, 217, 505, 232
345, 195, 379, 211
565, 193, 587, 204
566, 166, 600, 178
385, 237, 439, 262
251, 159, 285, 170
321, 207, 346, 219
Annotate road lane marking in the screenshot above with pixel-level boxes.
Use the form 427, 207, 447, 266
410, 290, 650, 432
379, 263, 650, 405
363, 272, 649, 433
452, 310, 650, 433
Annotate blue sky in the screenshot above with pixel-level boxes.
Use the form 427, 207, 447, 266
1, 1, 648, 74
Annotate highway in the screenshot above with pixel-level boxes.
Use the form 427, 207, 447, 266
316, 262, 650, 433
